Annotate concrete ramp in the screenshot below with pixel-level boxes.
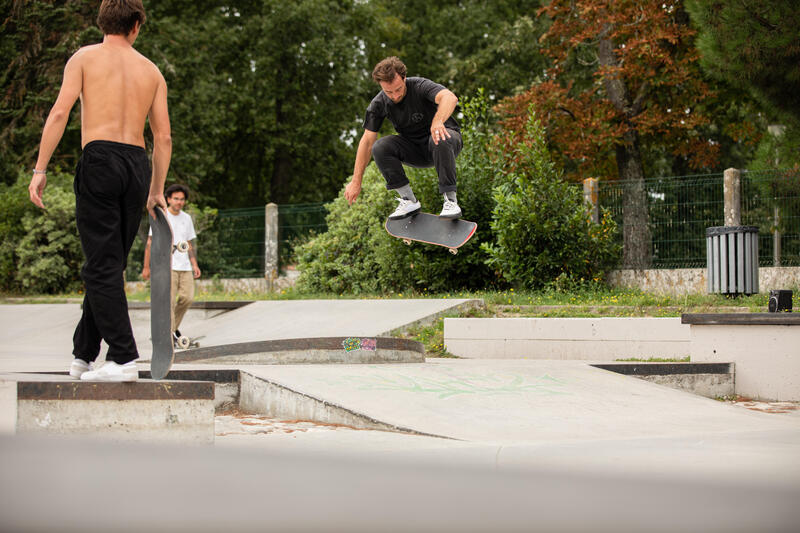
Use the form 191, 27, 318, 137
0, 299, 478, 372
239, 359, 800, 444
192, 299, 479, 347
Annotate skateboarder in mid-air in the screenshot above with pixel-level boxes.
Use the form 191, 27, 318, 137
28, 0, 171, 382
344, 57, 463, 220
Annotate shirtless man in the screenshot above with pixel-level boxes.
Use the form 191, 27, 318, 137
28, 0, 171, 382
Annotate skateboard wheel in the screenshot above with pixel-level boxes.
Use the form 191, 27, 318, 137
403, 239, 412, 246
177, 336, 190, 349
175, 241, 189, 253
449, 248, 458, 255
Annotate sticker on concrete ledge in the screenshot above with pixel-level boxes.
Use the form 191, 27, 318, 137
342, 337, 377, 352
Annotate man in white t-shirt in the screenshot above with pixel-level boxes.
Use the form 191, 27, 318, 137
142, 184, 201, 346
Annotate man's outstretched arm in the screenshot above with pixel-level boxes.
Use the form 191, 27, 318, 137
29, 54, 83, 208
146, 71, 172, 218
345, 129, 378, 205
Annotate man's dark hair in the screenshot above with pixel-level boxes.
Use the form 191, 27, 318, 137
97, 0, 147, 36
165, 184, 189, 201
372, 57, 407, 83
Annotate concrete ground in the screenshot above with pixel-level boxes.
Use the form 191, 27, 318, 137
1, 300, 799, 532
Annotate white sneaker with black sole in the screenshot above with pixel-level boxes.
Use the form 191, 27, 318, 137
80, 361, 138, 382
388, 197, 421, 219
69, 359, 94, 379
439, 199, 462, 219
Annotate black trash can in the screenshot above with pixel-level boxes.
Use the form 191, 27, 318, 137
706, 226, 759, 295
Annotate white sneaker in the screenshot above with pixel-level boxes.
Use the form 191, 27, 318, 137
388, 197, 421, 219
80, 361, 138, 382
439, 200, 462, 219
69, 359, 94, 379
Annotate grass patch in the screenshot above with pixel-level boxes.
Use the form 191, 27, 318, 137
3, 283, 794, 317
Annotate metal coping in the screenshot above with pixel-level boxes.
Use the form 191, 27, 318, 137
681, 313, 800, 325
174, 336, 424, 363
592, 362, 733, 376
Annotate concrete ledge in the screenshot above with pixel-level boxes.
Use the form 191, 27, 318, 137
169, 337, 425, 365
683, 313, 800, 401
17, 380, 214, 401
592, 363, 734, 398
7, 376, 215, 443
444, 318, 689, 360
682, 313, 800, 325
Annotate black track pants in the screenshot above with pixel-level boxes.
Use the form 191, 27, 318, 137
72, 140, 150, 365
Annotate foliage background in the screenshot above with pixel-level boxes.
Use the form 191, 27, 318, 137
1, 0, 797, 294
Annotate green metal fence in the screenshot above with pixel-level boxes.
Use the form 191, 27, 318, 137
598, 169, 800, 268
202, 203, 327, 277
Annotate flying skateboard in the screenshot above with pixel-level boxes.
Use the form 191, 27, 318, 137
385, 212, 477, 254
149, 207, 182, 380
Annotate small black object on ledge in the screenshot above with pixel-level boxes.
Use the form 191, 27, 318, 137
768, 290, 793, 313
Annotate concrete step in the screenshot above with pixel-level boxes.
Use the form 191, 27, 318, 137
444, 317, 690, 360
3, 373, 215, 443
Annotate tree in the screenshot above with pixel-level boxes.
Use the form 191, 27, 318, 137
685, 0, 800, 126
498, 0, 717, 268
1, 0, 378, 206
0, 0, 100, 186
372, 0, 548, 100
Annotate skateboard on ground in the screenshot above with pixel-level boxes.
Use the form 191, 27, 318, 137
149, 207, 175, 380
385, 212, 477, 254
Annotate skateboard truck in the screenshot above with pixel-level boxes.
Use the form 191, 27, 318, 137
174, 241, 189, 253
173, 332, 191, 350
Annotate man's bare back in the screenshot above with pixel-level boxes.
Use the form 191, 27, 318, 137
30, 24, 171, 216
77, 42, 161, 148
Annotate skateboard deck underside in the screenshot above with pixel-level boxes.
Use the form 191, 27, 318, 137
385, 213, 477, 249
150, 208, 174, 380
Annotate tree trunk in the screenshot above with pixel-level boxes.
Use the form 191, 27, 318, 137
597, 37, 652, 268
617, 130, 652, 268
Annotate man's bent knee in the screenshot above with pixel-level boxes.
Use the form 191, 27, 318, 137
371, 137, 390, 161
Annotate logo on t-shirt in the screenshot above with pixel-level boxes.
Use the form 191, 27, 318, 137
411, 112, 424, 123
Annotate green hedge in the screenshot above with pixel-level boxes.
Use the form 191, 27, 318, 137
295, 93, 501, 294
0, 170, 82, 293
483, 112, 620, 288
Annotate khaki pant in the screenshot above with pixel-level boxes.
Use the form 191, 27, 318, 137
170, 270, 194, 332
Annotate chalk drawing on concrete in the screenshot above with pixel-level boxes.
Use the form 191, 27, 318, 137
321, 371, 569, 399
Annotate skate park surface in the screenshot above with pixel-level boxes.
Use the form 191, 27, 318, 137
1, 300, 799, 532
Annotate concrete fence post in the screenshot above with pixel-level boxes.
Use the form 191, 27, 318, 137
264, 203, 279, 291
583, 177, 599, 224
723, 168, 741, 226
774, 206, 781, 267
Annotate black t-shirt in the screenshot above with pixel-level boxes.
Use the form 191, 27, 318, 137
363, 77, 460, 145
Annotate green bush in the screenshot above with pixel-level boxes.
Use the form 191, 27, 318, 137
295, 91, 502, 294
11, 170, 83, 293
482, 112, 620, 289
0, 172, 39, 291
